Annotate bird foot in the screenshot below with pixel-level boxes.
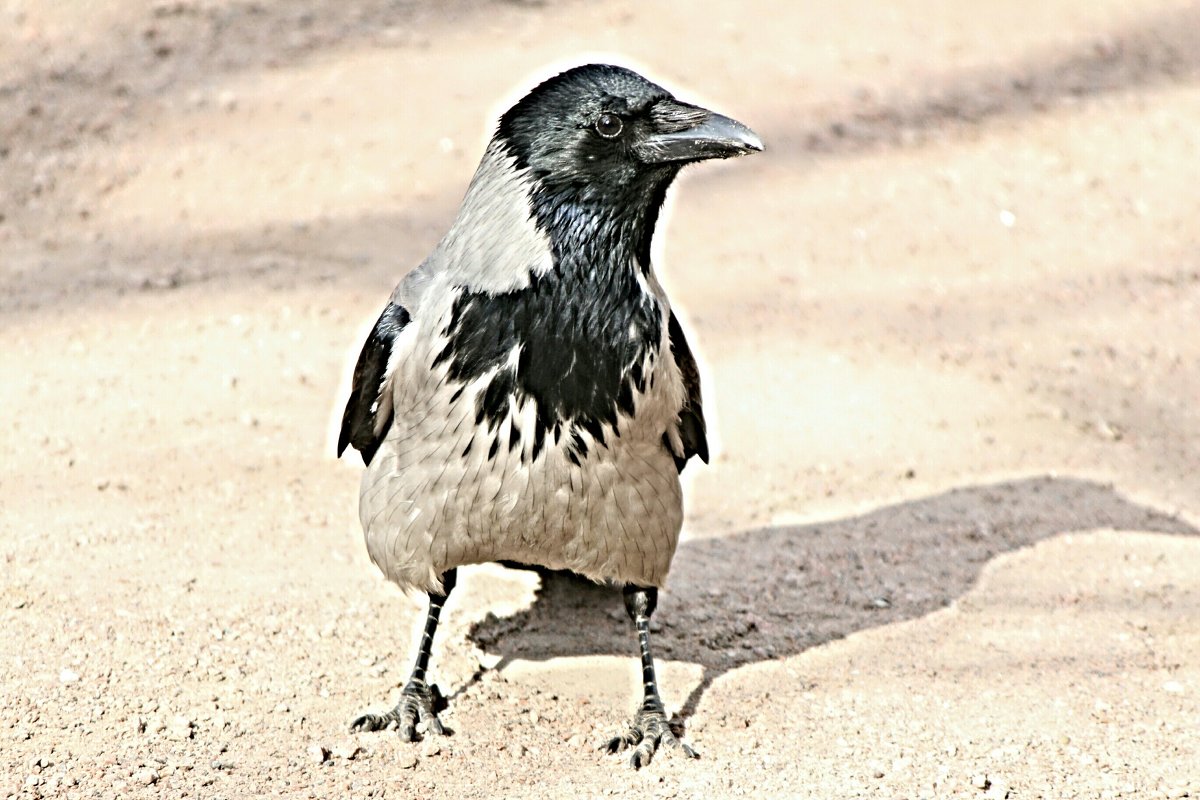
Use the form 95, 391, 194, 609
349, 680, 449, 741
602, 701, 698, 769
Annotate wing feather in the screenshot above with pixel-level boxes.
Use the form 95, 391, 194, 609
337, 302, 410, 465
666, 311, 708, 472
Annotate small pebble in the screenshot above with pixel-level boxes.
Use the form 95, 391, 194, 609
133, 768, 158, 786
307, 744, 329, 765
396, 750, 418, 769
167, 716, 194, 740
332, 742, 362, 760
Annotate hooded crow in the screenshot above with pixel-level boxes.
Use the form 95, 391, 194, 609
337, 63, 761, 767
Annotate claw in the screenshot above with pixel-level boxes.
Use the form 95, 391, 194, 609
602, 703, 698, 768
349, 681, 449, 741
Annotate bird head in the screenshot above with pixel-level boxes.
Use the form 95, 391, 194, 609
491, 63, 762, 263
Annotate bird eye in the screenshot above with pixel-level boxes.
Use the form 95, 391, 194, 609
595, 113, 623, 138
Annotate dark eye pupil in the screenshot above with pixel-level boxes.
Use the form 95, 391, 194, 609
596, 113, 623, 138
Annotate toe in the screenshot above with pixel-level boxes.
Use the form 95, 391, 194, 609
660, 731, 699, 759
602, 725, 642, 754
412, 692, 448, 737
423, 715, 446, 736
629, 740, 656, 769
601, 734, 627, 754
398, 717, 418, 741
349, 713, 383, 733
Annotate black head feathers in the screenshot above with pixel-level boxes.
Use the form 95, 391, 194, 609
495, 64, 761, 196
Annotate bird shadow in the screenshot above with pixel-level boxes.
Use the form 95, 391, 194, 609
466, 475, 1196, 718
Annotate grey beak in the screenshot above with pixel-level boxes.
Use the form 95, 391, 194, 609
635, 110, 764, 164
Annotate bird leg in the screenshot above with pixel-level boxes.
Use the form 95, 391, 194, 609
350, 569, 457, 740
603, 586, 698, 768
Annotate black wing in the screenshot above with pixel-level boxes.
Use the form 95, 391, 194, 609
337, 302, 410, 466
666, 310, 709, 473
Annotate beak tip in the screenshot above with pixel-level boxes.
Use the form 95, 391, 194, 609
716, 116, 763, 157
636, 110, 764, 163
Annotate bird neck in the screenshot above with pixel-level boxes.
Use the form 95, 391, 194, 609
529, 175, 673, 279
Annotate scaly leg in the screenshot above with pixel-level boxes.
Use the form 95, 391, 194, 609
350, 569, 458, 741
603, 585, 698, 768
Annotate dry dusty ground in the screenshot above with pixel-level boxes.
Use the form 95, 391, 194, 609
3, 1, 1200, 798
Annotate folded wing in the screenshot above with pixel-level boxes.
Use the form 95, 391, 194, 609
338, 302, 411, 466
666, 311, 709, 472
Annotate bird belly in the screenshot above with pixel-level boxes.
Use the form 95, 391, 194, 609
357, 348, 684, 594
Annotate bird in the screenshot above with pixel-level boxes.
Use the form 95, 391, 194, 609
336, 63, 761, 768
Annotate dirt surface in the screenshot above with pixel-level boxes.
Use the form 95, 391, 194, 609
3, 1, 1200, 798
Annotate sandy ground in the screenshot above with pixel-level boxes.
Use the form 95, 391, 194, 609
3, 1, 1200, 798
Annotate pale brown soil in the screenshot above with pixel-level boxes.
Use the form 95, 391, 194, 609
3, 1, 1200, 798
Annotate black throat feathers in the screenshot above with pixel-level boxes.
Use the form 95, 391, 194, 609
432, 166, 674, 466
